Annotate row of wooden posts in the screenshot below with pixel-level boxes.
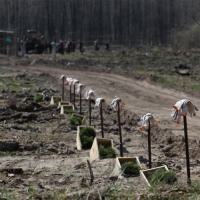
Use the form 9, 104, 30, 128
60, 75, 195, 185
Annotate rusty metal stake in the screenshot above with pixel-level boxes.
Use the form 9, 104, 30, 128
100, 101, 104, 138
74, 84, 76, 108
89, 99, 91, 125
117, 101, 123, 157
148, 120, 152, 168
62, 76, 65, 101
79, 86, 82, 114
69, 85, 72, 102
183, 116, 191, 185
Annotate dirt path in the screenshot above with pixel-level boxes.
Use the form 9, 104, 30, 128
11, 65, 200, 141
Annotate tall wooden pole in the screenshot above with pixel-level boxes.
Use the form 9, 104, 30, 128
69, 85, 71, 102
80, 86, 82, 114
89, 99, 91, 125
148, 120, 152, 168
117, 101, 123, 157
74, 84, 76, 108
62, 77, 65, 101
100, 101, 104, 138
183, 116, 191, 184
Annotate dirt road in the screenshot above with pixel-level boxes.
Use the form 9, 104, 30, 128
11, 65, 200, 141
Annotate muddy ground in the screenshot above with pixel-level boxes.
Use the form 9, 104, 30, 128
0, 47, 200, 199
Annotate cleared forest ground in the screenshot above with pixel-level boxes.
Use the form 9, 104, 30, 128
0, 47, 200, 199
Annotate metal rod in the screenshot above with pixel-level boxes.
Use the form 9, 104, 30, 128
69, 85, 71, 102
117, 101, 123, 157
148, 120, 152, 168
74, 84, 76, 108
100, 101, 104, 138
80, 87, 82, 114
183, 116, 191, 184
62, 77, 64, 101
89, 99, 91, 125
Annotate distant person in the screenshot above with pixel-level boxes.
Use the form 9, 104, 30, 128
105, 42, 109, 52
79, 40, 84, 54
48, 42, 52, 54
59, 40, 64, 54
94, 39, 99, 51
71, 40, 76, 52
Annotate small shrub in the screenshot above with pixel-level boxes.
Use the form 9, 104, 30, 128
54, 97, 61, 104
121, 162, 140, 176
149, 169, 177, 186
99, 145, 116, 159
69, 116, 82, 126
80, 126, 96, 149
34, 94, 43, 102
64, 108, 74, 114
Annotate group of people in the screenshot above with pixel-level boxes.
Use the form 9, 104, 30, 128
56, 39, 110, 55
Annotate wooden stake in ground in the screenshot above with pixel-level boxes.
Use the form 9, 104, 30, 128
72, 79, 79, 108
95, 98, 107, 138
138, 113, 160, 169
84, 90, 96, 125
110, 97, 125, 157
59, 75, 66, 101
147, 120, 151, 168
117, 101, 123, 157
76, 83, 86, 115
171, 99, 198, 184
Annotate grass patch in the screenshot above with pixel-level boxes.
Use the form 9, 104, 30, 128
99, 145, 116, 159
64, 108, 74, 114
54, 96, 61, 104
80, 126, 96, 149
34, 94, 44, 102
121, 162, 140, 176
148, 169, 177, 186
69, 115, 82, 126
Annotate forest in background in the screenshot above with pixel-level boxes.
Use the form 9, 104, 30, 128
1, 0, 200, 47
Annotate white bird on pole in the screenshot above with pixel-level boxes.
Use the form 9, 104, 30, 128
76, 83, 86, 94
95, 98, 107, 109
84, 89, 96, 100
110, 97, 125, 111
66, 77, 74, 85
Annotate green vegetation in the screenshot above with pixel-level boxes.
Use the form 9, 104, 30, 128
121, 162, 140, 176
64, 108, 74, 114
54, 96, 61, 104
80, 126, 96, 149
69, 115, 82, 126
34, 94, 44, 102
148, 169, 177, 186
99, 145, 116, 159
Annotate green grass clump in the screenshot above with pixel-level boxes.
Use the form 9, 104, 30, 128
69, 116, 82, 126
64, 108, 74, 114
80, 126, 96, 149
121, 162, 140, 176
54, 97, 61, 104
34, 94, 44, 102
148, 169, 177, 186
99, 145, 116, 159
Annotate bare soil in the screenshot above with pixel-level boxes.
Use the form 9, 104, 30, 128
0, 51, 200, 199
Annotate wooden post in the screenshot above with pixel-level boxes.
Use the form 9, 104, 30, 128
79, 86, 82, 115
117, 101, 123, 157
89, 99, 91, 125
74, 84, 76, 108
69, 85, 72, 102
183, 116, 191, 184
100, 101, 104, 138
148, 120, 152, 168
62, 77, 65, 101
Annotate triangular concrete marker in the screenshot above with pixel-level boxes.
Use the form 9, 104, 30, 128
90, 137, 114, 162
50, 96, 62, 105
140, 165, 169, 187
76, 125, 95, 150
60, 105, 75, 114
58, 101, 71, 109
110, 157, 141, 177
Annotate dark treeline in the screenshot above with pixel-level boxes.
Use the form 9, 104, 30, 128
0, 0, 200, 46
